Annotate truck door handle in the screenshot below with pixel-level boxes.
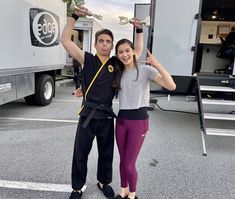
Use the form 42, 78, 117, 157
189, 13, 199, 50
191, 46, 196, 52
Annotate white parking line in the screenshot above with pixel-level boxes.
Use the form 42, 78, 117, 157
0, 180, 72, 193
53, 99, 119, 104
53, 99, 82, 103
0, 117, 78, 123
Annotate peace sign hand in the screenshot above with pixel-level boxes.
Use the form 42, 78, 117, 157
145, 49, 161, 68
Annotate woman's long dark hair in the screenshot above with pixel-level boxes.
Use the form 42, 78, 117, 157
113, 39, 139, 90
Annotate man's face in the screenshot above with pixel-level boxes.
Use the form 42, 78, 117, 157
94, 34, 113, 57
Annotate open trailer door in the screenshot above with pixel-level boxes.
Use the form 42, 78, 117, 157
149, 0, 201, 76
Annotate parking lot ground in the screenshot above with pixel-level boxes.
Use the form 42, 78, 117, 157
0, 81, 234, 199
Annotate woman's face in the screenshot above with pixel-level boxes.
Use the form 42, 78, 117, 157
116, 43, 135, 67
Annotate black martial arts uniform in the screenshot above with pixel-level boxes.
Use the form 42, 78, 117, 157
71, 52, 118, 190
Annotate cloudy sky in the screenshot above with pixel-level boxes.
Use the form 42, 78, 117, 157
84, 0, 150, 43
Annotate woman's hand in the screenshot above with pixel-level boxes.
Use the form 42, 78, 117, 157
146, 49, 161, 68
132, 18, 143, 29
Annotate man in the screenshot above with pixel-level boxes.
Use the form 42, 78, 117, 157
61, 5, 143, 199
72, 57, 83, 97
72, 40, 83, 97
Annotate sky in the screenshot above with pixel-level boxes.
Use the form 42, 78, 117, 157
83, 0, 150, 43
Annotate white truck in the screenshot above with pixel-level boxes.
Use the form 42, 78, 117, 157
0, 0, 66, 106
146, 0, 235, 93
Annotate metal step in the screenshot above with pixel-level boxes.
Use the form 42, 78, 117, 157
204, 113, 235, 121
206, 128, 235, 136
200, 86, 235, 92
202, 99, 235, 106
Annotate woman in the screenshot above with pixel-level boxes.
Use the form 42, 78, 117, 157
114, 39, 176, 199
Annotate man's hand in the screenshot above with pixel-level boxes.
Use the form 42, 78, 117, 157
73, 88, 83, 97
73, 5, 89, 17
72, 4, 103, 20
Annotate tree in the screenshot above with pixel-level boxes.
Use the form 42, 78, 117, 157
62, 0, 85, 16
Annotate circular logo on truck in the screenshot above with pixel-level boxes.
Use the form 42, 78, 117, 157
30, 8, 60, 47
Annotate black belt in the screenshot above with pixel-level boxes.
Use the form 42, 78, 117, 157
81, 101, 117, 128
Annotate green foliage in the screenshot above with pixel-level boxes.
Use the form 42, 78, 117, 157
62, 0, 85, 16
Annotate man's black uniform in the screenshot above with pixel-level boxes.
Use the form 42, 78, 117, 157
72, 52, 117, 190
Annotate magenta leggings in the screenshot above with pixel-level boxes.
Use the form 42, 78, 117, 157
115, 118, 149, 192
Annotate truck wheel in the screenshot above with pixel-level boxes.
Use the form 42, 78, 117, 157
35, 74, 54, 106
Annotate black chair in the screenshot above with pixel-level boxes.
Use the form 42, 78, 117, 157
215, 32, 235, 74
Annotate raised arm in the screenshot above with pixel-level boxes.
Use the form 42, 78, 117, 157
132, 19, 144, 59
146, 50, 176, 91
60, 5, 87, 65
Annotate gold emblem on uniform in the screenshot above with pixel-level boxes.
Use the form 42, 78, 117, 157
108, 65, 114, 73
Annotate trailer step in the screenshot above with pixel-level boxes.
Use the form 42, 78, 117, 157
204, 113, 235, 121
202, 99, 235, 106
206, 128, 235, 136
200, 86, 235, 92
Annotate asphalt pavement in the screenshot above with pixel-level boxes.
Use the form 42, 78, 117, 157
0, 80, 234, 199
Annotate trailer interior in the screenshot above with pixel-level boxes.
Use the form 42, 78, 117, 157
194, 0, 235, 76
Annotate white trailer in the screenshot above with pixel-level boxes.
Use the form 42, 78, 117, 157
0, 0, 66, 106
137, 1, 235, 155
146, 0, 235, 93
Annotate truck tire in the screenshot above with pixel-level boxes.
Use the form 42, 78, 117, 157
35, 74, 54, 106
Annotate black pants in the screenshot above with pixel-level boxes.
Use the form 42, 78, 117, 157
75, 70, 82, 89
71, 116, 114, 190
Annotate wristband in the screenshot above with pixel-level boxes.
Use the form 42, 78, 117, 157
136, 28, 143, 33
71, 13, 79, 21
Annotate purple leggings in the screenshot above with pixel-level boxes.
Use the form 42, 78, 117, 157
115, 118, 149, 192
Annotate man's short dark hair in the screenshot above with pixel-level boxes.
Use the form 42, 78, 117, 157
95, 29, 114, 43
